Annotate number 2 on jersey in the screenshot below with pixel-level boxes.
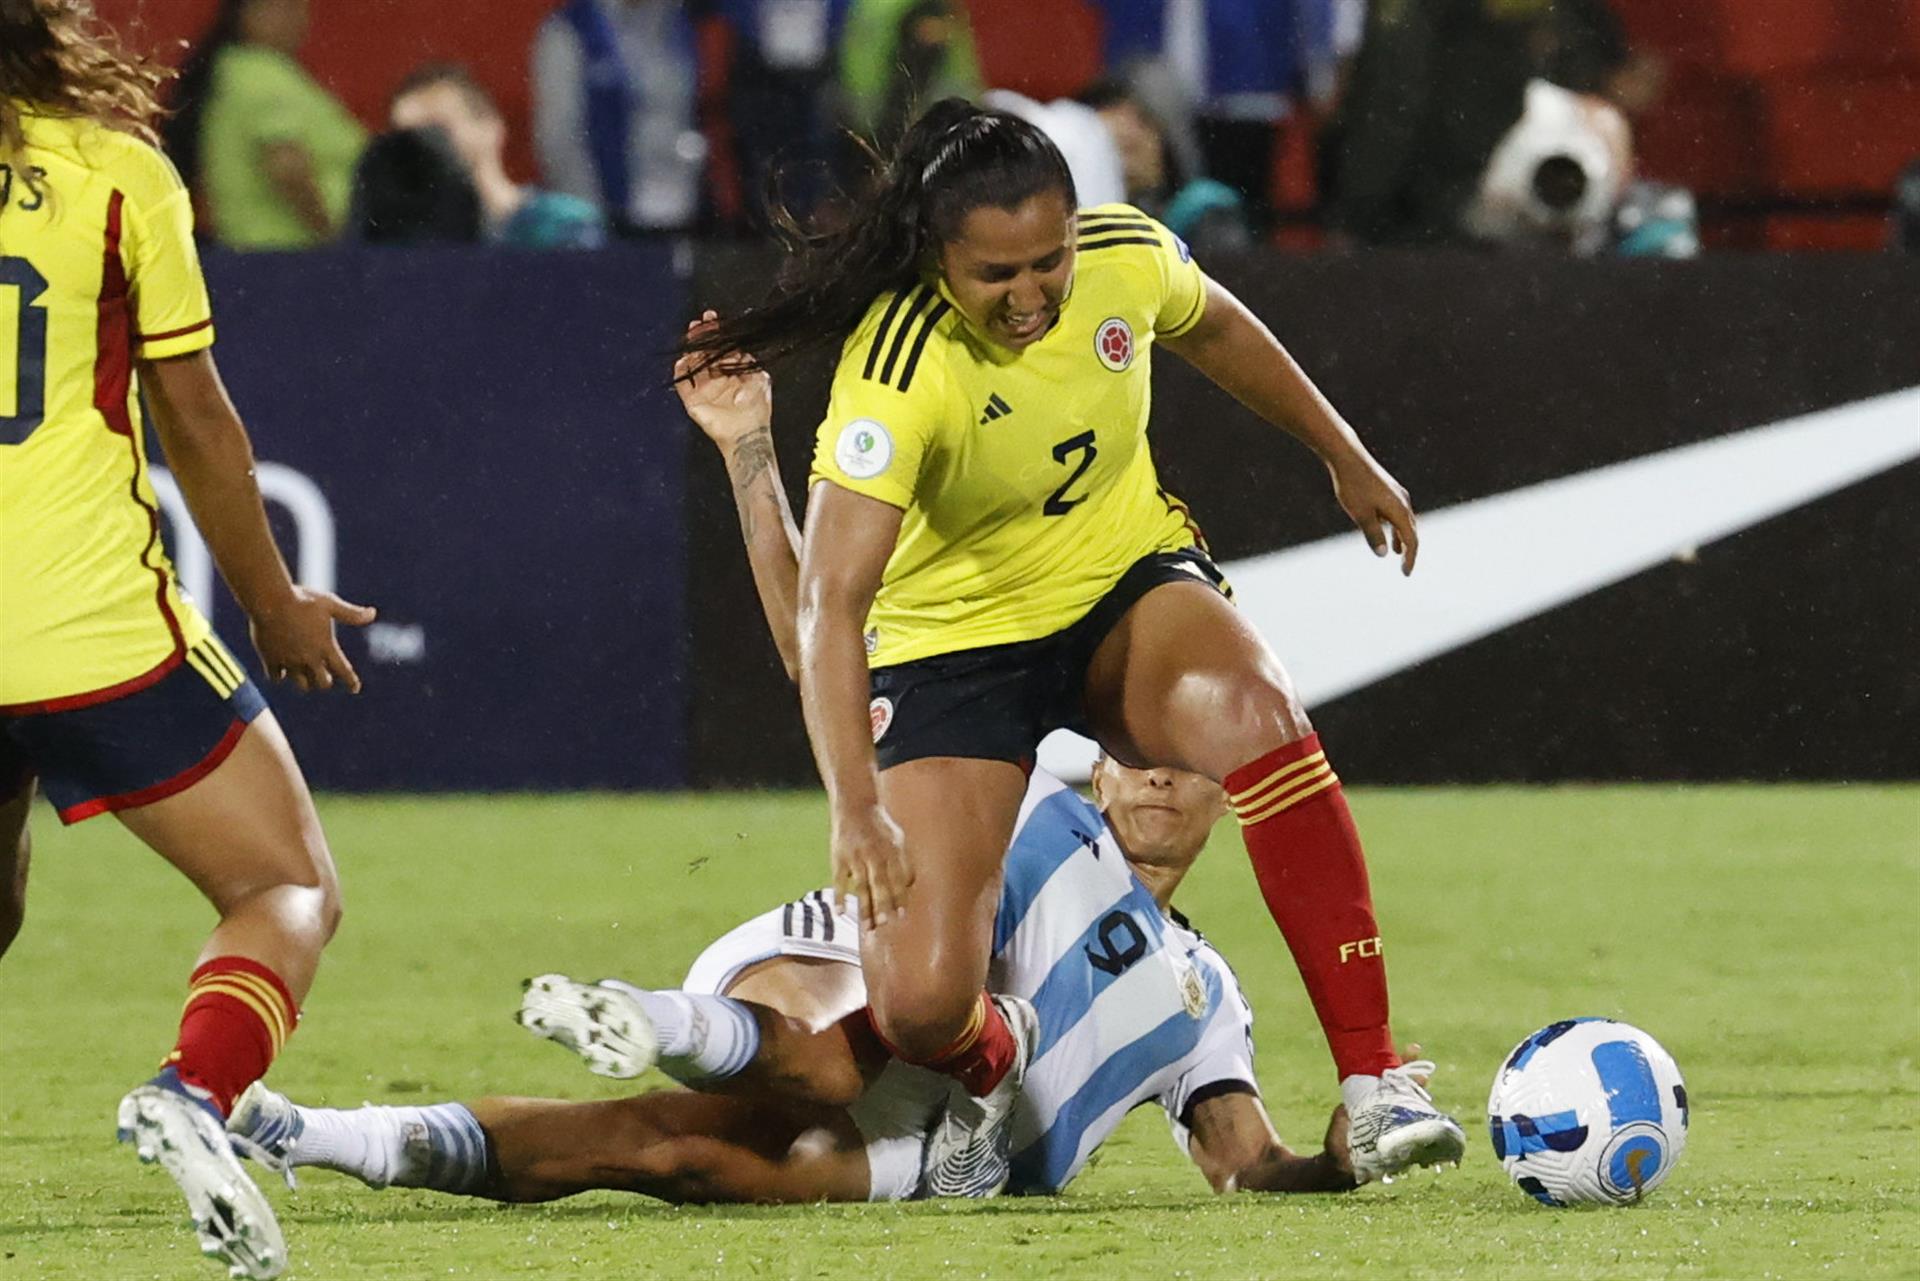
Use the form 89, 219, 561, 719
1044, 430, 1099, 516
0, 256, 50, 445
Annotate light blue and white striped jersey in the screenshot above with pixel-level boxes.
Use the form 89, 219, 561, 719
991, 770, 1258, 1195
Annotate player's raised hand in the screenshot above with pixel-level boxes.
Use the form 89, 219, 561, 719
830, 801, 915, 930
674, 311, 772, 450
250, 585, 377, 694
1328, 452, 1419, 576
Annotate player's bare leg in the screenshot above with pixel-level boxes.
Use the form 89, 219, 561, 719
864, 756, 1025, 1060
112, 711, 340, 1281
1085, 580, 1464, 1180
473, 1092, 873, 1204
722, 956, 875, 1103
231, 1084, 875, 1205
0, 776, 34, 961
867, 757, 1038, 1194
117, 712, 340, 1001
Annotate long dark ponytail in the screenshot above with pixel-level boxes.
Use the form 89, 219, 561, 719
681, 98, 1074, 372
160, 0, 246, 186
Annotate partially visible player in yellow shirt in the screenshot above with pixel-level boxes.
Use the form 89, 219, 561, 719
678, 99, 1464, 1195
0, 6, 373, 1278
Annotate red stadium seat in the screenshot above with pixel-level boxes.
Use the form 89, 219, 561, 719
1757, 72, 1920, 194
965, 0, 1103, 101
1630, 68, 1766, 199
1762, 212, 1893, 251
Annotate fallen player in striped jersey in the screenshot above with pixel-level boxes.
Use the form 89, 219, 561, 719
227, 756, 1375, 1203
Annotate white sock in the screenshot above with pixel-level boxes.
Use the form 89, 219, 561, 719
285, 1105, 406, 1188
602, 982, 762, 1083
290, 1102, 490, 1194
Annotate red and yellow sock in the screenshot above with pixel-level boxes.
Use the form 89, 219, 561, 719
163, 956, 299, 1117
1227, 733, 1399, 1080
869, 992, 1017, 1097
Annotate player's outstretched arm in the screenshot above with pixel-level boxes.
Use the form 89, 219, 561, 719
798, 484, 913, 929
674, 313, 805, 679
1162, 277, 1419, 575
141, 351, 376, 692
1185, 1094, 1358, 1194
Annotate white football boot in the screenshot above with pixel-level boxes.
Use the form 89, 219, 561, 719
117, 1079, 288, 1280
1346, 1059, 1468, 1183
920, 995, 1039, 1198
226, 1082, 306, 1179
517, 973, 659, 1079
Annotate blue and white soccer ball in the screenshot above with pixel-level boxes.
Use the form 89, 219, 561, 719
1487, 1018, 1689, 1206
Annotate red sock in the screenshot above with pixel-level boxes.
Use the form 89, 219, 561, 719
867, 993, 1016, 1097
164, 957, 299, 1117
1226, 734, 1399, 1080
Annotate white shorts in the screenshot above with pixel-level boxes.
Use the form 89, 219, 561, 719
682, 890, 947, 1202
682, 889, 861, 993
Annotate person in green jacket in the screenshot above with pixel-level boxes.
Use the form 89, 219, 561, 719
838, 0, 981, 145
166, 0, 366, 250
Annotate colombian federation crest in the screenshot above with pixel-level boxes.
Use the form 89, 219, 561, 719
1095, 317, 1134, 372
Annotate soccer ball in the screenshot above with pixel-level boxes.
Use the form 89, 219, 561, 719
1486, 1018, 1689, 1206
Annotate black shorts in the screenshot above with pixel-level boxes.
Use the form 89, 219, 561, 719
867, 548, 1230, 770
0, 640, 268, 824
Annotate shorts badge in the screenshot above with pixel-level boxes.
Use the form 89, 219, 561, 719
1095, 317, 1134, 372
869, 696, 894, 743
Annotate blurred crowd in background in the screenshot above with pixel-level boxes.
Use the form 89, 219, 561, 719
131, 0, 1920, 257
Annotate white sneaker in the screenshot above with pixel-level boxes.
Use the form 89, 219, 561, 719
1347, 1060, 1468, 1184
118, 1082, 288, 1280
517, 973, 658, 1079
920, 995, 1038, 1198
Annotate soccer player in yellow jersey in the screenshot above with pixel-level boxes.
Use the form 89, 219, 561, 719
0, 6, 371, 1277
681, 100, 1466, 1194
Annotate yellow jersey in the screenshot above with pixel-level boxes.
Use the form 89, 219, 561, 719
0, 114, 218, 709
809, 204, 1209, 668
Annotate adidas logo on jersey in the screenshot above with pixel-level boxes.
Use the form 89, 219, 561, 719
979, 393, 1013, 425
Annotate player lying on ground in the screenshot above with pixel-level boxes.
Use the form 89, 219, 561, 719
229, 757, 1359, 1203
224, 351, 1445, 1205
674, 101, 1457, 1191
670, 314, 1462, 1190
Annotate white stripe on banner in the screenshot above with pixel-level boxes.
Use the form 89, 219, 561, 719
1041, 388, 1920, 780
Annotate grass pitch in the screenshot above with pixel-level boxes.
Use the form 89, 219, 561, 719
3, 785, 1916, 1280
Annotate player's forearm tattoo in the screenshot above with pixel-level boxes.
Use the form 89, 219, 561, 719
727, 427, 777, 540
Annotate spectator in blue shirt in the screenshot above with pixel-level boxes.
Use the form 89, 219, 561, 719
390, 63, 606, 250
704, 0, 850, 228
1090, 0, 1336, 231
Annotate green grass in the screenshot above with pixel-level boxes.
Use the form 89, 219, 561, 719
3, 786, 1916, 1279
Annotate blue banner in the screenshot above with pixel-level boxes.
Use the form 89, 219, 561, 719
165, 245, 689, 790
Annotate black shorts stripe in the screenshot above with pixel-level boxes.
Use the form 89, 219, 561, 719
897, 300, 950, 392
199, 639, 245, 689
1078, 235, 1164, 252
809, 890, 836, 942
184, 647, 236, 698
862, 289, 913, 382
782, 901, 795, 937
877, 287, 936, 387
